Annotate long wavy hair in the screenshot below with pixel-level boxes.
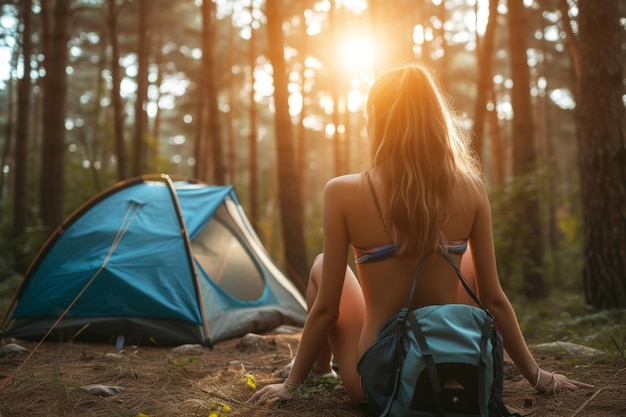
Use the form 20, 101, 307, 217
365, 63, 480, 257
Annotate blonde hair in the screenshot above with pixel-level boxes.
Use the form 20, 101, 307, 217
365, 63, 480, 257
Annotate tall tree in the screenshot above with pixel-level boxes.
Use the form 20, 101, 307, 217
296, 2, 310, 214
132, 0, 150, 177
248, 1, 259, 225
0, 34, 18, 203
328, 0, 342, 177
576, 0, 626, 308
472, 0, 498, 165
507, 0, 545, 299
149, 4, 164, 164
226, 20, 236, 185
266, 0, 307, 293
13, 0, 33, 272
107, 0, 126, 181
201, 0, 225, 184
40, 0, 71, 230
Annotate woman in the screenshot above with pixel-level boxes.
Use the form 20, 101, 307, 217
248, 63, 592, 406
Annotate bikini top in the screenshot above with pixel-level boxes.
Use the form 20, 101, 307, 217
353, 175, 468, 264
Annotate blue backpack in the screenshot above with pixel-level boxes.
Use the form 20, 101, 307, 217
357, 249, 520, 417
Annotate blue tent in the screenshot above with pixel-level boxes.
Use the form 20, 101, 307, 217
1, 175, 307, 347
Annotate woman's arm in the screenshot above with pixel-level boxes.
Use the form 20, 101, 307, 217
248, 178, 350, 402
470, 183, 593, 393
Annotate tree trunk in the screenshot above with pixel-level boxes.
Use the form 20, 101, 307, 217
226, 20, 236, 185
0, 45, 17, 204
248, 1, 259, 226
297, 2, 309, 220
488, 87, 504, 186
193, 75, 206, 180
150, 9, 164, 165
201, 0, 225, 185
329, 0, 342, 177
472, 0, 498, 165
577, 0, 626, 308
507, 0, 545, 299
107, 0, 126, 181
13, 0, 33, 272
266, 0, 308, 294
40, 0, 71, 230
132, 0, 150, 177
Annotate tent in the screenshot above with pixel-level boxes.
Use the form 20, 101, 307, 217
1, 174, 307, 347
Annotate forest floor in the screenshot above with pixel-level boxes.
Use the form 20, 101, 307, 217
0, 325, 624, 417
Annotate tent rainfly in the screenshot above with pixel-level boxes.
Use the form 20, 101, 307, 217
1, 175, 307, 347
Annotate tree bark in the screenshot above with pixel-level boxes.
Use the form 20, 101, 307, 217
248, 2, 259, 226
201, 0, 225, 184
13, 0, 33, 272
297, 2, 309, 220
132, 0, 150, 177
266, 0, 308, 294
577, 0, 626, 308
226, 20, 236, 185
0, 51, 15, 204
328, 0, 342, 177
472, 0, 498, 165
40, 0, 71, 230
107, 0, 126, 181
507, 0, 545, 299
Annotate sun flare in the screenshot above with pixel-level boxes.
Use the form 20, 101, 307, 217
336, 33, 375, 74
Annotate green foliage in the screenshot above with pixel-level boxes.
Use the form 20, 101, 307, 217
0, 201, 14, 279
0, 197, 47, 280
610, 335, 626, 360
0, 274, 22, 319
490, 163, 583, 297
63, 151, 117, 215
513, 292, 626, 356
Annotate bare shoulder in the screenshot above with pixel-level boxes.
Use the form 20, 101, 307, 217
323, 174, 365, 214
325, 173, 362, 194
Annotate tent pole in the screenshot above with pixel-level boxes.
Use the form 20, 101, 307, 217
161, 174, 212, 347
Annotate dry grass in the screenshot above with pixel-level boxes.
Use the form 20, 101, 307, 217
0, 328, 624, 417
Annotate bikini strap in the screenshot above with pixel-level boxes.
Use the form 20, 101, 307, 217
366, 172, 394, 242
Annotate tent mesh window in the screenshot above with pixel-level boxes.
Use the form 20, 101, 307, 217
191, 204, 265, 301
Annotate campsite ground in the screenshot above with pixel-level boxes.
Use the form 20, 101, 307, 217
0, 326, 624, 417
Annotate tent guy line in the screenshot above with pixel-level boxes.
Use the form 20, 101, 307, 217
1, 201, 144, 388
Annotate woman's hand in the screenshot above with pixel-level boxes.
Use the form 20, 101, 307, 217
531, 368, 594, 394
247, 382, 294, 403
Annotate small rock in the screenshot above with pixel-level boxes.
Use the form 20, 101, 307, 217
236, 333, 277, 352
171, 344, 204, 355
533, 341, 605, 357
0, 343, 28, 356
272, 325, 301, 335
276, 360, 293, 379
81, 384, 124, 397
103, 352, 125, 361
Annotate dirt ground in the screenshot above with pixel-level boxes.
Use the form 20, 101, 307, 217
0, 327, 624, 417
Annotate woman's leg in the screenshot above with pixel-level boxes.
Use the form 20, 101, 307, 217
307, 254, 366, 403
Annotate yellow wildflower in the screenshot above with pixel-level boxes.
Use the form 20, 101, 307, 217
244, 373, 256, 390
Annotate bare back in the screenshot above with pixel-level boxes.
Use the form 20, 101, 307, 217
326, 169, 482, 358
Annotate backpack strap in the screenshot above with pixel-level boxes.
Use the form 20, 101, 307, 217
404, 247, 494, 319
437, 248, 490, 315
406, 311, 446, 417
